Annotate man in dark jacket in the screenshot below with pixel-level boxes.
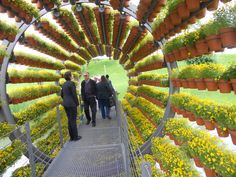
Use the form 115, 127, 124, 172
61, 71, 81, 141
81, 72, 97, 127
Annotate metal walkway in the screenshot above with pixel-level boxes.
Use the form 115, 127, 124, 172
43, 108, 127, 177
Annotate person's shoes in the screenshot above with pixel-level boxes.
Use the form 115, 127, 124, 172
92, 122, 96, 127
102, 117, 106, 119
73, 136, 82, 141
107, 116, 111, 119
86, 120, 91, 125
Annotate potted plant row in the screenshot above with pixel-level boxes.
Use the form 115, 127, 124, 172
60, 69, 80, 80
164, 118, 236, 177
31, 0, 61, 10
137, 85, 168, 108
0, 0, 39, 24
0, 20, 18, 42
128, 77, 138, 86
37, 19, 78, 52
8, 84, 60, 104
70, 53, 86, 65
64, 60, 81, 71
0, 45, 7, 64
164, 5, 236, 63
14, 51, 65, 70
135, 53, 164, 72
124, 60, 134, 70
105, 45, 112, 57
77, 47, 92, 60
152, 0, 228, 41
152, 137, 200, 177
0, 122, 15, 138
127, 68, 137, 77
136, 0, 166, 22
110, 0, 130, 10
138, 73, 169, 87
122, 98, 155, 141
113, 48, 122, 60
24, 33, 70, 61
8, 69, 61, 83
171, 63, 236, 94
170, 92, 236, 144
13, 95, 62, 125
127, 85, 138, 95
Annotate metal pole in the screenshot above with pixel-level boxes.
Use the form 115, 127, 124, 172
25, 122, 37, 177
141, 162, 151, 177
56, 105, 64, 148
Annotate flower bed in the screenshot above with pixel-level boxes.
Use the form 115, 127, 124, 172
14, 51, 65, 70
38, 18, 78, 52
137, 86, 168, 107
138, 73, 169, 87
13, 95, 62, 125
163, 5, 236, 62
54, 8, 88, 47
135, 53, 165, 72
24, 33, 70, 61
0, 0, 39, 24
8, 84, 60, 104
152, 137, 200, 176
0, 122, 15, 138
171, 63, 236, 93
170, 93, 236, 144
0, 140, 26, 174
0, 19, 18, 42
122, 99, 155, 141
164, 118, 236, 177
8, 69, 61, 83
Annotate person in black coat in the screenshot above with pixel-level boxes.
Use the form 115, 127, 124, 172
81, 72, 97, 127
61, 71, 81, 141
96, 75, 113, 119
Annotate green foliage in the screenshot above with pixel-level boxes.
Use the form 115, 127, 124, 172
186, 55, 215, 65
12, 163, 44, 177
10, 0, 39, 17
64, 60, 81, 71
0, 20, 18, 35
221, 64, 236, 80
135, 54, 163, 69
0, 123, 15, 138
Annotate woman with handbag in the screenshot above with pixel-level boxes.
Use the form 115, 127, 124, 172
96, 75, 113, 119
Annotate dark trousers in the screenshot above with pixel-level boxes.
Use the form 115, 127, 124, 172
84, 97, 97, 123
64, 106, 78, 140
98, 99, 110, 119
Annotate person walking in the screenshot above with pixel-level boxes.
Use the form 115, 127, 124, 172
96, 75, 113, 119
106, 74, 115, 93
81, 72, 97, 127
61, 71, 81, 141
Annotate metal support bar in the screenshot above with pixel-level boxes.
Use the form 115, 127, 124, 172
141, 162, 151, 177
25, 122, 37, 177
99, 7, 107, 45
56, 105, 64, 148
115, 14, 126, 49
124, 30, 141, 55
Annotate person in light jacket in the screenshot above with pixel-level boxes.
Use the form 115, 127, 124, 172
61, 71, 81, 141
96, 75, 113, 119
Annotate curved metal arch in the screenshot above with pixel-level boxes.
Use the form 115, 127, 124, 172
0, 0, 178, 158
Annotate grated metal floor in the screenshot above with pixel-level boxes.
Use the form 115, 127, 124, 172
43, 108, 126, 177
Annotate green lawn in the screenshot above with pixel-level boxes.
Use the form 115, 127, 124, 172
86, 59, 129, 99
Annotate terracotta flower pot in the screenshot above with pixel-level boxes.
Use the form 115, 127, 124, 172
218, 80, 232, 93
215, 123, 229, 137
196, 117, 205, 126
170, 10, 181, 26
204, 167, 217, 177
204, 78, 218, 91
228, 129, 236, 145
186, 0, 200, 12
220, 27, 236, 48
173, 50, 181, 61
187, 78, 197, 89
195, 39, 209, 55
196, 8, 206, 19
204, 120, 215, 130
177, 2, 190, 19
193, 157, 203, 168
176, 78, 182, 87
187, 112, 196, 122
231, 79, 236, 94
186, 45, 198, 58
207, 0, 219, 11
0, 5, 6, 13
179, 47, 188, 60
206, 34, 224, 52
181, 79, 189, 88
195, 79, 206, 90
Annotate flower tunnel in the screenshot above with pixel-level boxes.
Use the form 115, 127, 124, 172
0, 0, 236, 176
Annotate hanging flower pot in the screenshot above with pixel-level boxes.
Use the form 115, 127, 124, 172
206, 34, 223, 52
170, 10, 182, 26
187, 111, 195, 121
204, 167, 217, 177
193, 157, 203, 168
196, 8, 206, 19
207, 0, 219, 11
204, 78, 218, 91
220, 27, 236, 48
187, 78, 197, 89
189, 16, 197, 24
173, 50, 181, 61
7, 10, 15, 18
186, 45, 198, 58
186, 0, 200, 12
177, 2, 190, 19
196, 117, 205, 125
195, 79, 206, 90
179, 47, 188, 60
215, 124, 229, 137
218, 80, 232, 93
0, 5, 6, 13
195, 40, 209, 55
228, 129, 236, 145
181, 79, 189, 88
204, 120, 215, 130
231, 79, 236, 94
